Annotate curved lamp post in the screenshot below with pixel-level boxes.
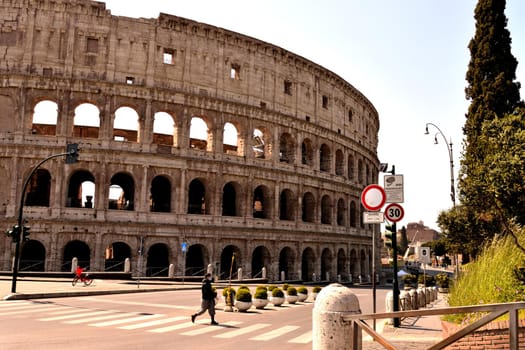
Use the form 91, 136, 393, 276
425, 123, 456, 206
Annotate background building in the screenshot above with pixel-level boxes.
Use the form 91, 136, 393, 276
0, 0, 380, 282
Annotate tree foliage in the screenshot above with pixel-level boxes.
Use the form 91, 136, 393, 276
450, 0, 524, 258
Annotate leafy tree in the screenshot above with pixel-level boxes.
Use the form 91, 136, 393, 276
398, 225, 409, 256
456, 0, 523, 256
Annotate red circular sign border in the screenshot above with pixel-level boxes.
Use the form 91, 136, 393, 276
384, 203, 405, 222
360, 184, 387, 211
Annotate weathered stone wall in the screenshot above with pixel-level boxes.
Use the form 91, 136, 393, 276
0, 0, 381, 281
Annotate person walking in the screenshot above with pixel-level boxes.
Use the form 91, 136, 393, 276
191, 273, 219, 325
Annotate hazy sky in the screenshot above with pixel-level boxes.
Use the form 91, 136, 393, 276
100, 0, 525, 231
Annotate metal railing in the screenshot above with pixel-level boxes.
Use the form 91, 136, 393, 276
343, 301, 525, 350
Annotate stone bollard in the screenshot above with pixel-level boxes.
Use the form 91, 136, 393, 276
417, 288, 426, 308
399, 290, 410, 310
71, 257, 78, 273
124, 258, 130, 273
313, 283, 361, 350
409, 289, 418, 310
168, 264, 175, 278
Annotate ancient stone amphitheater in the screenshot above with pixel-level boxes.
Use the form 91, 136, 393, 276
0, 0, 380, 282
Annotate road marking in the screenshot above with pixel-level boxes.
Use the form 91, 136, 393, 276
90, 314, 162, 327
0, 305, 61, 316
149, 322, 195, 333
119, 316, 187, 330
214, 323, 271, 338
288, 330, 312, 343
39, 310, 115, 321
45, 308, 80, 315
180, 321, 242, 336
250, 325, 300, 340
0, 301, 30, 307
65, 312, 137, 324
79, 297, 193, 310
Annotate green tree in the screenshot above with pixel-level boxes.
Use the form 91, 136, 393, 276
457, 0, 523, 256
398, 225, 409, 257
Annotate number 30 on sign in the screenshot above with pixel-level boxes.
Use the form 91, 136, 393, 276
384, 203, 404, 222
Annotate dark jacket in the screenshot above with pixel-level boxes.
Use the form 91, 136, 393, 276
201, 278, 216, 300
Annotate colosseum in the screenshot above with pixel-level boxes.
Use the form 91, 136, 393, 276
0, 0, 381, 283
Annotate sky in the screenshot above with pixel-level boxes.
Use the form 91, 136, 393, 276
99, 0, 525, 231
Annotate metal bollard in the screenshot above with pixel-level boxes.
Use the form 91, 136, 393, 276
313, 283, 362, 350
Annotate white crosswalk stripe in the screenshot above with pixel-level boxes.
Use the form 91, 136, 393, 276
250, 325, 300, 341
119, 316, 186, 330
0, 304, 58, 316
39, 310, 115, 321
148, 321, 195, 333
65, 312, 138, 324
90, 314, 162, 327
180, 321, 242, 336
214, 323, 271, 338
289, 330, 313, 344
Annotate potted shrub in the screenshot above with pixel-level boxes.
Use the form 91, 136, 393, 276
286, 286, 298, 304
312, 286, 322, 301
282, 283, 289, 291
235, 286, 252, 312
402, 274, 417, 289
252, 286, 269, 309
222, 287, 236, 306
269, 287, 285, 306
436, 273, 451, 293
297, 286, 308, 302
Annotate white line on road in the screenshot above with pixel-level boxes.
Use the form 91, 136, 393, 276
288, 330, 312, 344
65, 312, 137, 324
119, 316, 187, 330
79, 297, 193, 310
214, 323, 271, 338
148, 322, 196, 333
180, 321, 242, 336
0, 305, 61, 316
89, 314, 162, 327
249, 325, 300, 341
39, 310, 115, 321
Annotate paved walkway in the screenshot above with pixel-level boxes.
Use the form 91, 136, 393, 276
1, 276, 448, 349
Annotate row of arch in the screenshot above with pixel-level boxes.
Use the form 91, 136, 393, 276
30, 100, 377, 183
26, 168, 369, 228
19, 239, 372, 281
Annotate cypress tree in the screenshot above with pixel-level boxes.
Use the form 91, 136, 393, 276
461, 0, 522, 224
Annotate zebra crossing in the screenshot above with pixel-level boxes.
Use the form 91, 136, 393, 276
0, 300, 312, 344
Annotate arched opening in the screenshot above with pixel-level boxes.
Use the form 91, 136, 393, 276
321, 195, 332, 224
20, 240, 46, 271
67, 170, 95, 208
350, 249, 359, 279
188, 178, 207, 214
220, 245, 241, 280
222, 182, 238, 216
108, 172, 135, 210
223, 122, 239, 155
279, 132, 295, 163
321, 248, 333, 281
113, 106, 139, 142
360, 249, 367, 280
337, 198, 346, 226
253, 185, 270, 219
301, 138, 314, 166
253, 128, 269, 159
73, 103, 100, 138
63, 240, 90, 272
251, 246, 271, 278
146, 243, 170, 277
278, 247, 295, 280
104, 242, 131, 271
150, 175, 171, 212
302, 192, 316, 223
186, 244, 207, 276
320, 144, 331, 172
301, 247, 315, 282
189, 117, 210, 151
337, 248, 347, 281
335, 149, 344, 176
32, 100, 57, 136
348, 155, 355, 180
25, 169, 51, 207
358, 159, 364, 183
350, 201, 357, 228
153, 111, 175, 146
279, 189, 295, 221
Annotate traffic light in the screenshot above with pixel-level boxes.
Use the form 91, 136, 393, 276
6, 225, 20, 243
384, 224, 396, 249
22, 225, 31, 241
66, 143, 79, 164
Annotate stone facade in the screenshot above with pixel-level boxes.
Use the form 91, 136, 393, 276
0, 0, 381, 282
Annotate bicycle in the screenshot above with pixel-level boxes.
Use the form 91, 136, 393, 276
72, 273, 93, 286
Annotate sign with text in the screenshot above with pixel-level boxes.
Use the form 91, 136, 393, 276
363, 211, 385, 224
384, 174, 404, 203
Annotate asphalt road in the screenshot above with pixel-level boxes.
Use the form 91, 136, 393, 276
0, 286, 389, 350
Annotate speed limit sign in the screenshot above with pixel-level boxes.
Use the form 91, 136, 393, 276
384, 203, 404, 222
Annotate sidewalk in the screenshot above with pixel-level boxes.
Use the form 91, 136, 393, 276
1, 276, 198, 300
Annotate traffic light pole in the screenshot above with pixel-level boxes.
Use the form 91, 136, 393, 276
391, 221, 400, 327
11, 149, 76, 293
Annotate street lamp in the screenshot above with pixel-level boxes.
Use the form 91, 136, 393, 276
425, 123, 456, 206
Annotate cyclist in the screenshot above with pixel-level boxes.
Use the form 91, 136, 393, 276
75, 265, 84, 278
